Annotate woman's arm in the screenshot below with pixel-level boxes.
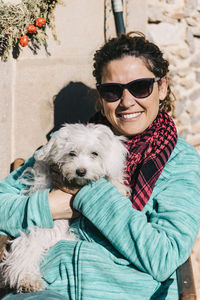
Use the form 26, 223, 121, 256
73, 146, 200, 282
0, 157, 54, 237
0, 156, 79, 237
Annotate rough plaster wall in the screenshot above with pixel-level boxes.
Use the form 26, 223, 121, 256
0, 0, 147, 179
0, 1, 105, 178
146, 0, 200, 297
0, 61, 13, 177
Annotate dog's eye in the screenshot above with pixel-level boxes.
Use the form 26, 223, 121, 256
91, 152, 98, 157
69, 151, 77, 157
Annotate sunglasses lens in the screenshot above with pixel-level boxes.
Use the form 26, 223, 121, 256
129, 79, 154, 98
97, 84, 122, 102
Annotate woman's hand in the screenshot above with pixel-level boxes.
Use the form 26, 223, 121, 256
49, 164, 81, 220
49, 189, 80, 220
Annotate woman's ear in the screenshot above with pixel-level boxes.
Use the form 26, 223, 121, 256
158, 77, 168, 101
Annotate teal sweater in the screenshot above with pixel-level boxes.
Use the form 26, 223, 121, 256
0, 137, 200, 299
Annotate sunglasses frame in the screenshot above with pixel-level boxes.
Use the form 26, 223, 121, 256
96, 77, 161, 102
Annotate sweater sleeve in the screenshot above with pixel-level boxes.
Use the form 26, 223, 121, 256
73, 144, 200, 282
0, 157, 54, 237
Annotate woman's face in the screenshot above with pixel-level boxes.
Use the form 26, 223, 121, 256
99, 56, 168, 136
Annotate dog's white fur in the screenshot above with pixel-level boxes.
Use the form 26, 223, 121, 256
0, 123, 130, 293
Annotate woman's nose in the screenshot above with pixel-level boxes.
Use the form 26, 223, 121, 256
120, 88, 137, 107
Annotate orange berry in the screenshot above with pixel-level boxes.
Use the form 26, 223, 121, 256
35, 17, 46, 27
26, 24, 37, 34
19, 35, 28, 47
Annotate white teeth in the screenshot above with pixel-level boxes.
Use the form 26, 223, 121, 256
121, 112, 141, 119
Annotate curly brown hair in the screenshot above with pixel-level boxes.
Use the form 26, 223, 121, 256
93, 32, 175, 113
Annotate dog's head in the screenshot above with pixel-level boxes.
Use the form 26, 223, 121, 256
35, 123, 128, 186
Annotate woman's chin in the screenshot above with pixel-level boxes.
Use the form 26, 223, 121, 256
114, 119, 146, 136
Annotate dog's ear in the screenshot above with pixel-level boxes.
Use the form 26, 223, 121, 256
34, 134, 58, 163
34, 124, 72, 163
93, 124, 128, 179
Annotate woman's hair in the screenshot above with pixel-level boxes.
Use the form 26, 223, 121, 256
93, 32, 175, 113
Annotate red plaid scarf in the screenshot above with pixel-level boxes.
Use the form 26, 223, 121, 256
90, 110, 177, 210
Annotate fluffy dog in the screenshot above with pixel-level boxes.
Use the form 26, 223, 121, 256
0, 123, 130, 293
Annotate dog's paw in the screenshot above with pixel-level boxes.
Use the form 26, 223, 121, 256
123, 185, 132, 198
118, 186, 131, 198
109, 178, 131, 198
18, 275, 44, 293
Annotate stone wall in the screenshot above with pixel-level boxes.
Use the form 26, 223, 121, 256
147, 0, 200, 151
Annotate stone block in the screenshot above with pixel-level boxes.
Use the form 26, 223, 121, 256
191, 121, 200, 134
190, 88, 200, 101
148, 5, 163, 23
185, 0, 198, 17
187, 133, 200, 147
148, 22, 185, 46
190, 54, 200, 68
196, 71, 200, 83
186, 27, 195, 53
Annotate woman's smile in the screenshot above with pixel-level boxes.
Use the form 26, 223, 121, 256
118, 111, 143, 121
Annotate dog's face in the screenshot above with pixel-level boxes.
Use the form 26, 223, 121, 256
35, 123, 128, 186
58, 142, 107, 186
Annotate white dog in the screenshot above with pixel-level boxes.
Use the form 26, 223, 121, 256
0, 123, 130, 293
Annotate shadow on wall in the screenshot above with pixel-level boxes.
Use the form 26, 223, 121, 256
46, 81, 98, 140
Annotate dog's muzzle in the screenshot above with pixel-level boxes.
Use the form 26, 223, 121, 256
76, 168, 87, 177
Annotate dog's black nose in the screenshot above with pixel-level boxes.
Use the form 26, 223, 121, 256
76, 168, 87, 177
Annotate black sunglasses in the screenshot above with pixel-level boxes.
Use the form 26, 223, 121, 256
96, 77, 160, 102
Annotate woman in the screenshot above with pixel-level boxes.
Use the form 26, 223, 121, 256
1, 32, 200, 300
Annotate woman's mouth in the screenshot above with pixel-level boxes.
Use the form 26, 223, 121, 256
119, 112, 143, 119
